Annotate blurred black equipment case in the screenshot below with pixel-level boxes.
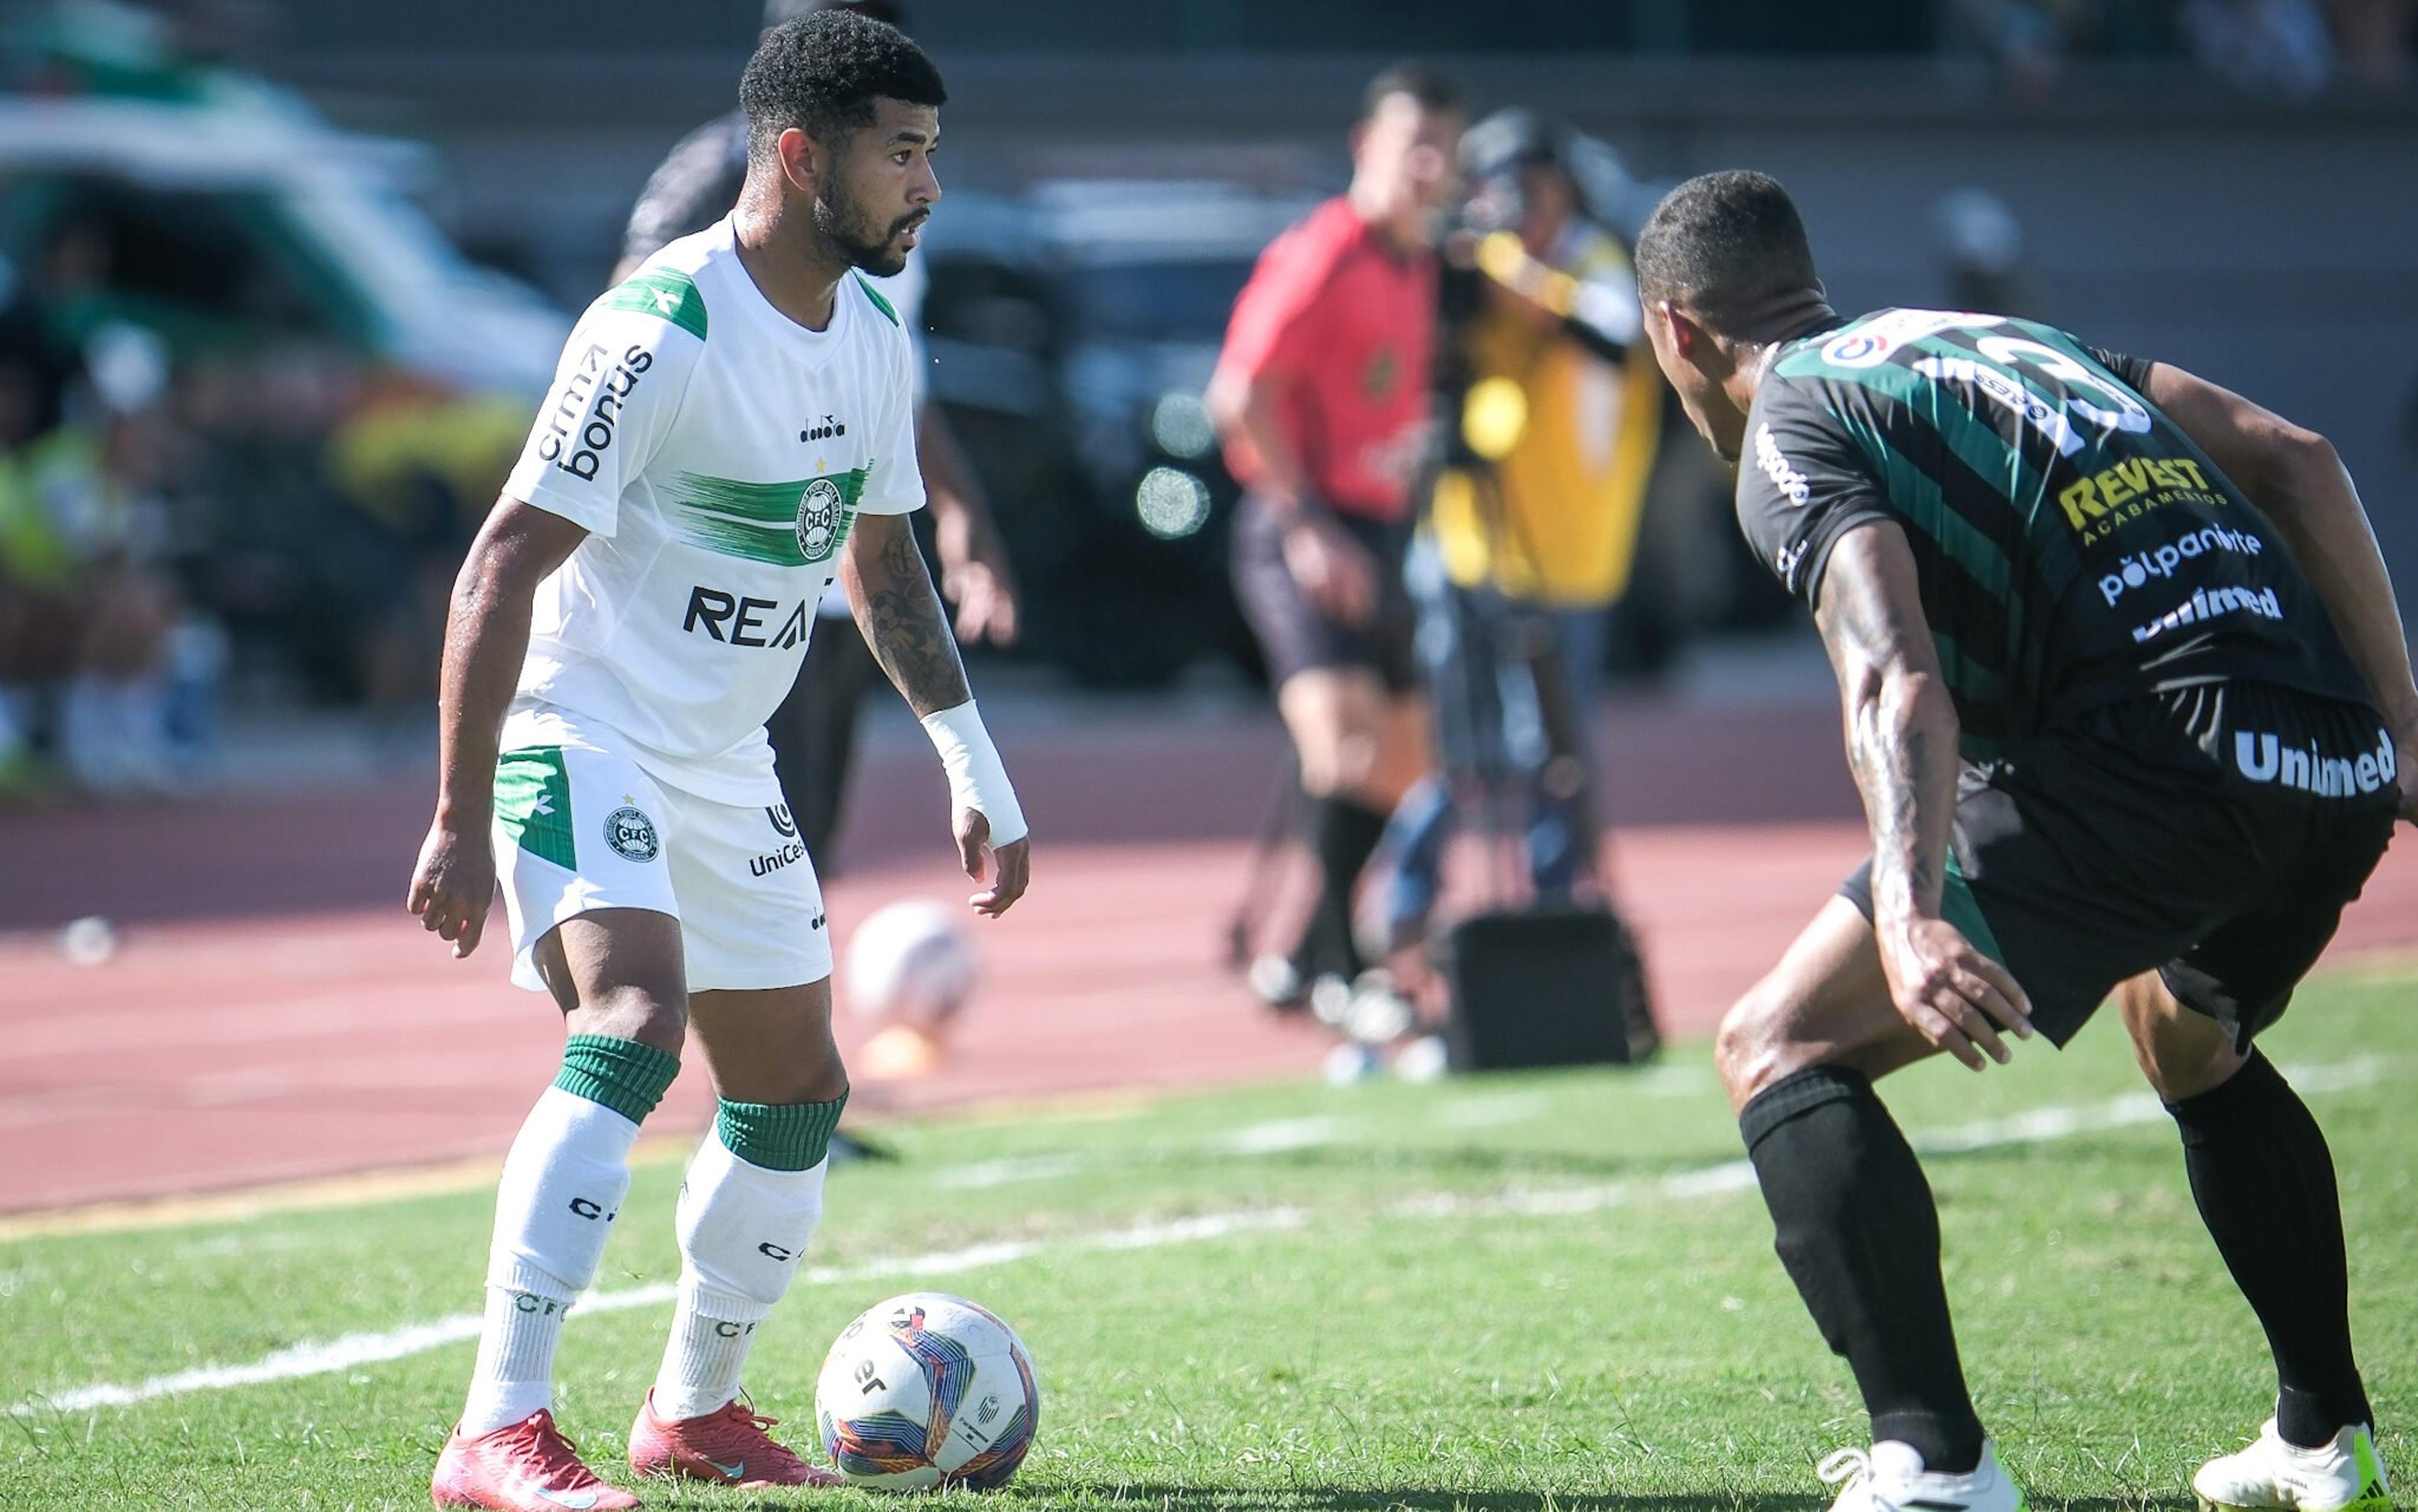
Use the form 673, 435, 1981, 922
1436, 906, 1647, 1071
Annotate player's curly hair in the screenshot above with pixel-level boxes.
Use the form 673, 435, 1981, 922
740, 8, 946, 159
1634, 169, 1820, 336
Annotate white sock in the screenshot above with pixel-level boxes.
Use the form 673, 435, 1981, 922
651, 1133, 827, 1421
460, 1086, 642, 1436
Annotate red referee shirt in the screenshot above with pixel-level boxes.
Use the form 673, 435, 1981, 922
1215, 196, 1437, 524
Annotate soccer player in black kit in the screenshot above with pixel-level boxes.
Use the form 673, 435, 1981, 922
1633, 171, 2414, 1512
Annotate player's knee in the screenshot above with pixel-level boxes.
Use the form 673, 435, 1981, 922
577, 985, 688, 1058
1715, 981, 1806, 1110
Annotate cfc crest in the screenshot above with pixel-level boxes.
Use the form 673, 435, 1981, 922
796, 477, 847, 564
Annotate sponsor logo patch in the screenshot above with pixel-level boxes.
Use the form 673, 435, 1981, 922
1754, 423, 1812, 507
2130, 584, 2282, 644
2097, 524, 2266, 606
2234, 725, 2398, 798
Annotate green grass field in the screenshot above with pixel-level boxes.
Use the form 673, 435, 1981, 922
6, 964, 2414, 1511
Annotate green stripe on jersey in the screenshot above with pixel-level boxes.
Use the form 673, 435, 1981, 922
599, 269, 708, 340
667, 467, 871, 567
495, 747, 576, 869
854, 273, 899, 326
1828, 398, 2014, 600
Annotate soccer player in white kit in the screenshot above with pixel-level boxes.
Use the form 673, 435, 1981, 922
407, 14, 1027, 1508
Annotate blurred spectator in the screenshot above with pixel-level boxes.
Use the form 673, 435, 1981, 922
2322, 0, 2415, 84
1377, 110, 1663, 952
1, 322, 191, 793
1208, 63, 1464, 1012
1933, 186, 2045, 319
2182, 0, 2337, 93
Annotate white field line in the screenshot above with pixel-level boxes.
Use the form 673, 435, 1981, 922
12, 1055, 2392, 1419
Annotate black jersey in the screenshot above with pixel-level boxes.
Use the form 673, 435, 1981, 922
1735, 307, 2371, 760
622, 111, 749, 269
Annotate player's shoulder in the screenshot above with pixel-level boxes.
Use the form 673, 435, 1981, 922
586, 227, 727, 346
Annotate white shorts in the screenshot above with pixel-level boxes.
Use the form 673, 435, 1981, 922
491, 741, 832, 994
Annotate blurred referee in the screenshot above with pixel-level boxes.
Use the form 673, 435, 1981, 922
1207, 65, 1465, 1009
618, 0, 1018, 871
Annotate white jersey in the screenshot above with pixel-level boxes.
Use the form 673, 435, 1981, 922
501, 218, 924, 804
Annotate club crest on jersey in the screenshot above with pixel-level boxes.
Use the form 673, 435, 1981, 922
796, 477, 848, 564
604, 806, 661, 863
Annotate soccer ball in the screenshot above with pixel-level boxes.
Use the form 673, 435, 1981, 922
814, 1292, 1040, 1490
844, 898, 980, 1027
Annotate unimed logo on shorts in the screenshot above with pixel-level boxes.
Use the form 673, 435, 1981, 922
2234, 725, 2398, 798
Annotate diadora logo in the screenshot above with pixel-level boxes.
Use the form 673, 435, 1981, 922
2097, 524, 2266, 606
536, 342, 653, 482
684, 586, 811, 649
758, 1241, 798, 1262
799, 414, 848, 442
568, 1197, 620, 1222
2234, 725, 2397, 798
1754, 423, 1810, 507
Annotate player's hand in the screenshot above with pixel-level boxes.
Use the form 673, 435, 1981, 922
1876, 914, 2033, 1071
941, 553, 1020, 646
408, 818, 496, 959
1281, 516, 1378, 626
953, 806, 1030, 918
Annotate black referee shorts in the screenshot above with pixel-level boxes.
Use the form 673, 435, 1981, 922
1229, 494, 1419, 695
1843, 682, 2399, 1049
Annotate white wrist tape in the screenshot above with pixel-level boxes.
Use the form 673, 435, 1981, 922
920, 700, 1026, 847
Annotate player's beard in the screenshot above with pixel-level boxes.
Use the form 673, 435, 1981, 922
814, 186, 922, 278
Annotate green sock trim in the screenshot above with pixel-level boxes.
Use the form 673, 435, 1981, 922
717, 1091, 849, 1172
553, 1034, 681, 1124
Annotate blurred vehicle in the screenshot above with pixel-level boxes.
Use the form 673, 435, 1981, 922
919, 178, 1321, 688
0, 96, 565, 394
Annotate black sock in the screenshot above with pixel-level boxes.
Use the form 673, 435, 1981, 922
1741, 1066, 1985, 1473
2167, 1052, 2371, 1448
1292, 794, 1388, 979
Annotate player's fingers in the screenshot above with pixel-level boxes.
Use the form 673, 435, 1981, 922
1963, 952, 2033, 1035
1958, 967, 2030, 1043
990, 594, 1019, 645
407, 872, 431, 914
1910, 998, 1985, 1071
993, 842, 1030, 909
1940, 988, 2010, 1065
455, 904, 487, 958
955, 810, 987, 880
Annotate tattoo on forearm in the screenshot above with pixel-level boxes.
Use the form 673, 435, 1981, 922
859, 520, 970, 717
1822, 527, 1952, 918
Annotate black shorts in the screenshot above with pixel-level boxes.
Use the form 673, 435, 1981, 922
1842, 682, 2398, 1049
1230, 494, 1419, 695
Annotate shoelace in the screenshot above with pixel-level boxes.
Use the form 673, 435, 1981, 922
713, 1399, 804, 1467
504, 1414, 603, 1487
1819, 1448, 1894, 1509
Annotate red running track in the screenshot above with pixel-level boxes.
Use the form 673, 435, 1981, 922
3, 695, 2412, 1216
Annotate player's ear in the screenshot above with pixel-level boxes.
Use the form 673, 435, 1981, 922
1658, 300, 1703, 360
775, 126, 820, 193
